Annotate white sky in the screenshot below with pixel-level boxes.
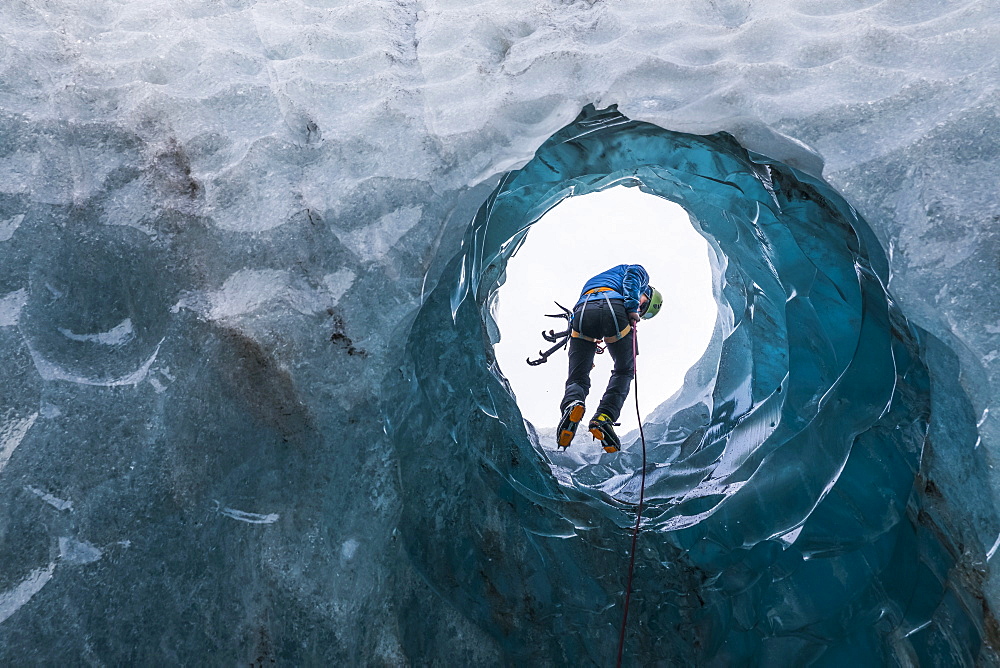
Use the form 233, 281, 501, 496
493, 186, 717, 436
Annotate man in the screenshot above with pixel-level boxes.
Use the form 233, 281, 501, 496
557, 264, 663, 452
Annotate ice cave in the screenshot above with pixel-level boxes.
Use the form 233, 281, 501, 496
492, 185, 717, 445
1, 1, 999, 665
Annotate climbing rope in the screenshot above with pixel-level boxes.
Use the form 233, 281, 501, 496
616, 329, 647, 668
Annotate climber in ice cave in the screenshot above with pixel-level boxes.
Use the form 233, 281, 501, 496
555, 263, 663, 452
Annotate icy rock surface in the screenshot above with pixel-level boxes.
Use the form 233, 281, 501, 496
0, 0, 998, 664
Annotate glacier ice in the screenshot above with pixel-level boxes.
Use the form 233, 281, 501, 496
0, 0, 999, 664
389, 105, 997, 664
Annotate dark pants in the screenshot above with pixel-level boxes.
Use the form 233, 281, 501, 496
560, 297, 635, 422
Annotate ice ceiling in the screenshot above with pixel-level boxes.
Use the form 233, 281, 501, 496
1, 0, 999, 664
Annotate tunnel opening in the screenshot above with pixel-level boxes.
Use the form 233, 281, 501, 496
384, 104, 992, 665
491, 185, 718, 453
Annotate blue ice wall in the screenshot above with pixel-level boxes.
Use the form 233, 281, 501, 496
387, 106, 997, 665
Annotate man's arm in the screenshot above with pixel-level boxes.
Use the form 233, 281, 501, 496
622, 264, 650, 314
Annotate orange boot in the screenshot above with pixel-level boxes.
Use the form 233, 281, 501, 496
589, 413, 622, 453
557, 401, 585, 449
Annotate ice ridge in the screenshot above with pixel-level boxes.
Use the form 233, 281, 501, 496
388, 106, 997, 664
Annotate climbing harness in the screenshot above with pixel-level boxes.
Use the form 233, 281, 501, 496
616, 330, 647, 668
576, 288, 632, 344
526, 288, 636, 367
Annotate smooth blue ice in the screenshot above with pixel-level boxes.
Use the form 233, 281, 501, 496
388, 105, 997, 664
1, 0, 999, 664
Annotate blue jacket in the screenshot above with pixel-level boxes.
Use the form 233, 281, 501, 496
575, 264, 650, 313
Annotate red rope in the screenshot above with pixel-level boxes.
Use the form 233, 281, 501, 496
616, 329, 647, 667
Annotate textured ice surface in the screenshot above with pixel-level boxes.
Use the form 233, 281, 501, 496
0, 0, 998, 664
390, 106, 997, 664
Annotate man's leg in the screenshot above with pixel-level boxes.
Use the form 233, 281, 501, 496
595, 331, 636, 422
560, 336, 597, 411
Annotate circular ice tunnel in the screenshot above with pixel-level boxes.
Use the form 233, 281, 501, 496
490, 186, 718, 449
384, 105, 991, 664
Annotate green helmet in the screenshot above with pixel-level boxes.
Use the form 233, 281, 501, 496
641, 287, 663, 320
